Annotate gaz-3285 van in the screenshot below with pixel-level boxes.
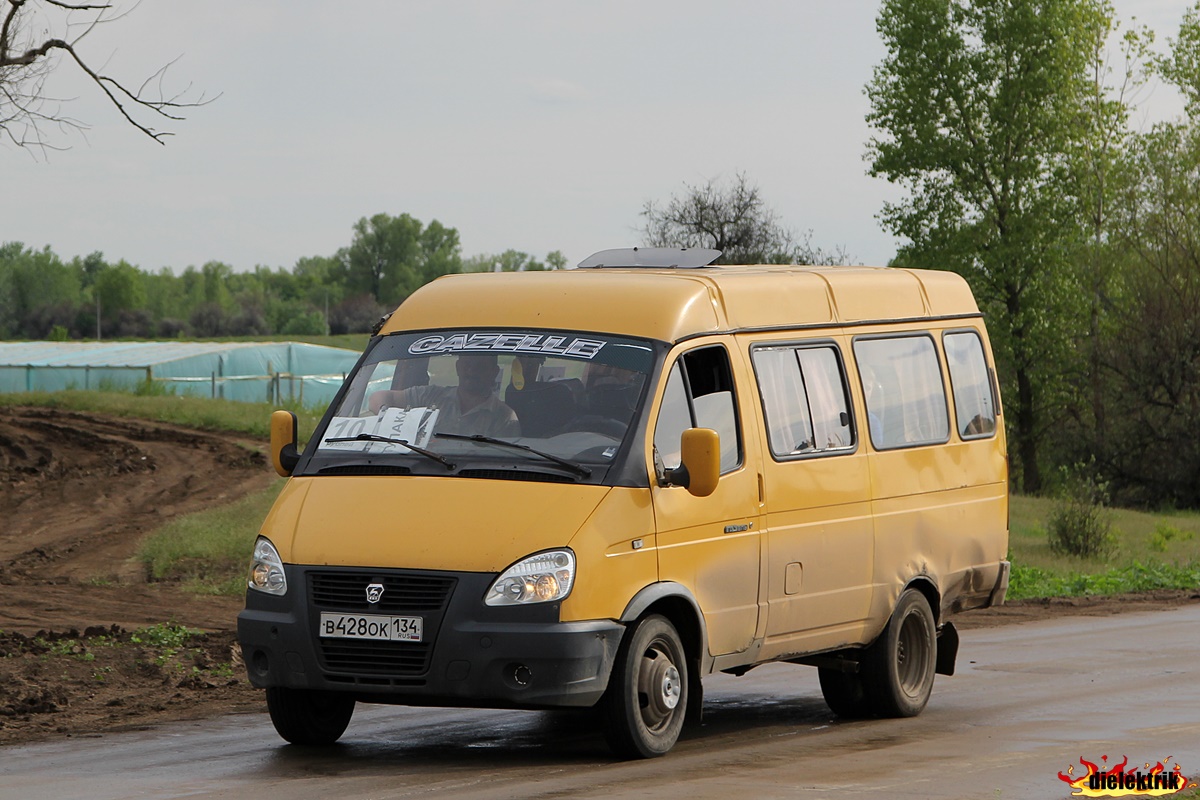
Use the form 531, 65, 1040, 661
237, 247, 1010, 758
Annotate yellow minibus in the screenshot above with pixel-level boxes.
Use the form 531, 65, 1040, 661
238, 247, 1010, 758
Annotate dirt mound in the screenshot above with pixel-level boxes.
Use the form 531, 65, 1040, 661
0, 407, 272, 744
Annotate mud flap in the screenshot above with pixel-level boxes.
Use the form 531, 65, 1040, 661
935, 621, 959, 676
684, 655, 704, 726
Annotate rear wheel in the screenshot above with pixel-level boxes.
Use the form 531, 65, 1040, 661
600, 614, 689, 758
862, 589, 936, 717
818, 666, 872, 718
266, 687, 355, 745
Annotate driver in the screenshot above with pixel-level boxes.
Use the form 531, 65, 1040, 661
369, 353, 520, 438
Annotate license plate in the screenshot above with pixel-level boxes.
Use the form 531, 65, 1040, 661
318, 613, 423, 642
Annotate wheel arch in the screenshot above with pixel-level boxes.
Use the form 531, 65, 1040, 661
619, 582, 707, 665
902, 575, 942, 625
619, 582, 708, 723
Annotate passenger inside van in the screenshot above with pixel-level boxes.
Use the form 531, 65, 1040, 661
584, 363, 644, 421
503, 356, 577, 437
369, 353, 520, 438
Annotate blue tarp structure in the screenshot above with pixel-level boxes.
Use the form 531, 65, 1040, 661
0, 341, 361, 408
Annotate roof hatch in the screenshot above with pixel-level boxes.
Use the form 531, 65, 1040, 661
576, 247, 722, 269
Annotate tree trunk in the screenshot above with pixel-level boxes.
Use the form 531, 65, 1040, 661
1015, 363, 1041, 494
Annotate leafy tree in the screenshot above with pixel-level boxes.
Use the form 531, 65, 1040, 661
1063, 16, 1151, 459
95, 260, 146, 316
0, 242, 80, 337
461, 249, 569, 273
329, 293, 386, 336
1096, 8, 1200, 507
280, 310, 328, 337
866, 0, 1114, 493
341, 213, 463, 306
0, 0, 210, 150
142, 267, 189, 325
1101, 122, 1200, 506
640, 172, 846, 265
414, 220, 463, 288
1156, 2, 1200, 115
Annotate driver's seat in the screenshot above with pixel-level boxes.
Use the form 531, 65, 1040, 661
504, 381, 575, 437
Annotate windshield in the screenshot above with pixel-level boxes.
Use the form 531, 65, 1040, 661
308, 330, 655, 478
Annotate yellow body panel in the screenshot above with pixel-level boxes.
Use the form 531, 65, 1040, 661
559, 487, 658, 622
264, 476, 609, 572
380, 265, 979, 342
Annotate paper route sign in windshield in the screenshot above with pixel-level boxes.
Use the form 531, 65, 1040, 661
319, 406, 439, 453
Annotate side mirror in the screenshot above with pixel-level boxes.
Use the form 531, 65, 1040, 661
270, 410, 301, 477
666, 428, 720, 497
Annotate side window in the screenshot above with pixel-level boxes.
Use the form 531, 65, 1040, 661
944, 331, 997, 438
752, 344, 853, 458
853, 335, 949, 449
653, 346, 742, 474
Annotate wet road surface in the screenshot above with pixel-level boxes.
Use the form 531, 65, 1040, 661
3, 604, 1198, 800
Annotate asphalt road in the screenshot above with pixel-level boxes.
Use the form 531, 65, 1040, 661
3, 605, 1198, 800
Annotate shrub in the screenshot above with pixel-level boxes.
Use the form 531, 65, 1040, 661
1047, 469, 1118, 559
1149, 521, 1195, 553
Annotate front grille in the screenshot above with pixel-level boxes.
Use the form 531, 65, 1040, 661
310, 572, 455, 613
308, 569, 457, 677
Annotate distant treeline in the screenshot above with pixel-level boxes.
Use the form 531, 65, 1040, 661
0, 212, 566, 340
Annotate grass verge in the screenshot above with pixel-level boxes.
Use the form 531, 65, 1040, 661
137, 481, 286, 595
0, 389, 325, 443
1008, 494, 1200, 600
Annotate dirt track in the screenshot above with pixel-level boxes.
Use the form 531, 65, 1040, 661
0, 406, 273, 634
0, 407, 273, 743
0, 406, 1197, 746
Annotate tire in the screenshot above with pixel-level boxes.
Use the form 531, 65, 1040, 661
600, 614, 689, 759
862, 589, 937, 718
266, 687, 355, 745
818, 666, 872, 719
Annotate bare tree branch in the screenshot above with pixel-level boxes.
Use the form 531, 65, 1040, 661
0, 0, 214, 152
640, 172, 850, 265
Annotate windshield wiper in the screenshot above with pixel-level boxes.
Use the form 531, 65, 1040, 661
433, 433, 592, 478
324, 433, 456, 470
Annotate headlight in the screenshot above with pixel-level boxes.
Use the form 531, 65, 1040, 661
248, 536, 287, 595
486, 549, 574, 606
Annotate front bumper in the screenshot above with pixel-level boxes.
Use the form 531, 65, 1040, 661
237, 565, 623, 709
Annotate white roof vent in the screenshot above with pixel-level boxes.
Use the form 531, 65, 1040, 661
577, 247, 722, 269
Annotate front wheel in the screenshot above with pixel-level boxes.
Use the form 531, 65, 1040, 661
862, 589, 937, 717
600, 614, 689, 758
266, 687, 355, 745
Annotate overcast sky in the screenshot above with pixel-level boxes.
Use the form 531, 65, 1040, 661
2, 0, 1192, 273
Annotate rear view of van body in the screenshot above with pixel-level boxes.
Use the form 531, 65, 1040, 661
238, 248, 1010, 758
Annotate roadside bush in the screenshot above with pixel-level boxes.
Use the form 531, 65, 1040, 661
1047, 468, 1118, 559
1149, 521, 1195, 553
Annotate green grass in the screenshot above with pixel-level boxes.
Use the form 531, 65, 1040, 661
0, 389, 325, 444
1007, 494, 1200, 600
192, 333, 369, 351
137, 481, 285, 595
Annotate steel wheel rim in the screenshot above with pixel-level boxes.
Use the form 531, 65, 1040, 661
636, 637, 682, 733
896, 611, 931, 697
